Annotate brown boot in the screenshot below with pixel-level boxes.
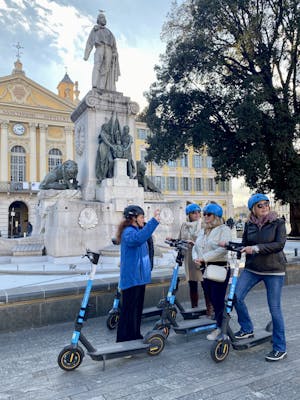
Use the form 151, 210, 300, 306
190, 292, 199, 308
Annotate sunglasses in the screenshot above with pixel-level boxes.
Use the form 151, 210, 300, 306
191, 211, 201, 214
256, 202, 270, 209
203, 213, 213, 217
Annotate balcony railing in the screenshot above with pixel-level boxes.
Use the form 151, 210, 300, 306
0, 181, 40, 193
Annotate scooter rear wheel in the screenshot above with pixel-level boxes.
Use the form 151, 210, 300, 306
210, 339, 230, 363
146, 334, 165, 356
57, 345, 84, 371
106, 312, 120, 330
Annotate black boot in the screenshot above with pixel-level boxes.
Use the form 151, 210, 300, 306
188, 281, 198, 308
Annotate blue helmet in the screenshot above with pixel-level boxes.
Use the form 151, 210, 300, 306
203, 203, 223, 218
248, 194, 269, 210
185, 203, 201, 215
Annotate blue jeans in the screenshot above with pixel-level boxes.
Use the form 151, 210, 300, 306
234, 269, 286, 352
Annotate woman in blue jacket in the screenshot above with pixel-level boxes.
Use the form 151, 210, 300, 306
116, 205, 160, 342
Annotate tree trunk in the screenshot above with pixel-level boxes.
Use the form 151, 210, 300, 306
289, 203, 300, 237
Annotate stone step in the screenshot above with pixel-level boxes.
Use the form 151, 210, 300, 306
12, 243, 45, 256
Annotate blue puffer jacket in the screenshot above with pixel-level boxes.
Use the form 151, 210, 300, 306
119, 218, 159, 290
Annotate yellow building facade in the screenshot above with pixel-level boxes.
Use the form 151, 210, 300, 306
134, 121, 234, 218
0, 60, 78, 237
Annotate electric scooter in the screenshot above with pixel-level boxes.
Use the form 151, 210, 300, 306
106, 270, 207, 330
153, 239, 217, 338
106, 238, 164, 329
210, 242, 272, 362
57, 250, 165, 371
106, 286, 164, 329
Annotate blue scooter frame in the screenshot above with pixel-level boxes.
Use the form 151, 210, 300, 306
153, 239, 217, 338
210, 242, 272, 362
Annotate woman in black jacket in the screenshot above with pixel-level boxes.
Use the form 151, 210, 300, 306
233, 193, 287, 362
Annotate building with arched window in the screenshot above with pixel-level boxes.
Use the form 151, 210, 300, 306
0, 60, 79, 238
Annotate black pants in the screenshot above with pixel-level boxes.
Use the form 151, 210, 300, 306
202, 269, 230, 327
116, 284, 146, 342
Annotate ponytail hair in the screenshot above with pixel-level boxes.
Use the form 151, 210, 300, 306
115, 218, 133, 244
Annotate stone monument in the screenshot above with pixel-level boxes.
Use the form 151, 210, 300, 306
36, 11, 185, 257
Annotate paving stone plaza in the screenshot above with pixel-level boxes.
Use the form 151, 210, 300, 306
0, 283, 299, 400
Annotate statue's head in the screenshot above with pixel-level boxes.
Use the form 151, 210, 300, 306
63, 160, 78, 179
97, 12, 107, 26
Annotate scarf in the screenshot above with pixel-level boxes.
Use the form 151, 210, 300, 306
249, 211, 278, 229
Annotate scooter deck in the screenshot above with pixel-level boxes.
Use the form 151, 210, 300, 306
173, 317, 217, 334
142, 306, 163, 319
231, 329, 272, 350
181, 307, 208, 320
87, 340, 149, 361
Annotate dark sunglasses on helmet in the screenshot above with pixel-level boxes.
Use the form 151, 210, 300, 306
203, 212, 213, 217
256, 202, 270, 209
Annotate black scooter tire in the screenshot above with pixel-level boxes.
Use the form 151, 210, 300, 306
146, 334, 165, 356
57, 345, 84, 371
106, 312, 120, 330
210, 339, 230, 363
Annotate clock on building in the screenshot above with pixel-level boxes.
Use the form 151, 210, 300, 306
13, 123, 25, 135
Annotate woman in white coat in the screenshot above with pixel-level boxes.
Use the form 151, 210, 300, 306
192, 203, 232, 340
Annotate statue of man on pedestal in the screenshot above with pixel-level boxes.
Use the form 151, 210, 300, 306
84, 11, 120, 91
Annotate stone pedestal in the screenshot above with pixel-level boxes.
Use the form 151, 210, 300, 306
96, 158, 144, 211
71, 89, 139, 201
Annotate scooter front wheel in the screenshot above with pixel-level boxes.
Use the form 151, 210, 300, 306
106, 312, 120, 330
154, 322, 170, 338
210, 339, 230, 363
146, 333, 165, 356
57, 345, 84, 371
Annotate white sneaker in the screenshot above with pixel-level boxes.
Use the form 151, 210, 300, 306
206, 328, 221, 341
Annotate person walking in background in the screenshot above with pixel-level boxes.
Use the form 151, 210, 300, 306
26, 221, 33, 236
177, 203, 213, 315
192, 203, 232, 340
231, 194, 287, 361
115, 205, 160, 342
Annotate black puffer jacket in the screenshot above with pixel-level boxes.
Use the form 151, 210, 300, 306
242, 218, 287, 274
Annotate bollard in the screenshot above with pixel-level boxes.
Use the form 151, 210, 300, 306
295, 248, 298, 257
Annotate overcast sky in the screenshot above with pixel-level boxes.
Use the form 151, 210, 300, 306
0, 0, 250, 207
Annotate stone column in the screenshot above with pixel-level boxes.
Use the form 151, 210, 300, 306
39, 124, 47, 180
0, 121, 9, 181
29, 122, 37, 182
64, 126, 74, 160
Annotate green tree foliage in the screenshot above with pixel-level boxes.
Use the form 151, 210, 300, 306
145, 0, 300, 234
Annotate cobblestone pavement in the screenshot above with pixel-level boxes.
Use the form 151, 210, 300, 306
0, 284, 299, 400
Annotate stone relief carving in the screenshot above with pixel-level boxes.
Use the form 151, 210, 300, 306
7, 83, 31, 104
78, 207, 98, 230
75, 124, 85, 156
159, 207, 175, 225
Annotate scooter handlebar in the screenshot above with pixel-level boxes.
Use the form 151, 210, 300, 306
165, 239, 189, 251
225, 241, 244, 253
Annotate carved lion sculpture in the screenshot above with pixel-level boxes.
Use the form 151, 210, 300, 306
39, 160, 79, 190
136, 161, 161, 193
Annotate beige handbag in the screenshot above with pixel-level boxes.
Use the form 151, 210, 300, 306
206, 264, 227, 282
